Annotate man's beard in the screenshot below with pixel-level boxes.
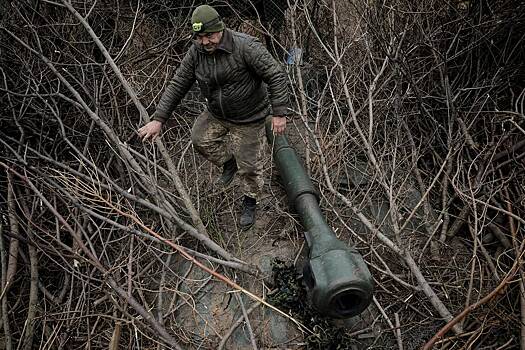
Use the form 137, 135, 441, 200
203, 44, 216, 52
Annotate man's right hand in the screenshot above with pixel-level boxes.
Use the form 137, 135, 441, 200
138, 120, 163, 141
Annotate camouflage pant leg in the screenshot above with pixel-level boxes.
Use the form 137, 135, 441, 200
191, 111, 232, 167
228, 118, 266, 199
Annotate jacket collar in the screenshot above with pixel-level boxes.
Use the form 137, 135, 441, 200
216, 28, 233, 53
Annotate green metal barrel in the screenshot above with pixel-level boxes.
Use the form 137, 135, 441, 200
266, 120, 373, 318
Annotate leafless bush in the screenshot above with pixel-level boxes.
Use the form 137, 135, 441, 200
0, 0, 523, 349
286, 0, 524, 348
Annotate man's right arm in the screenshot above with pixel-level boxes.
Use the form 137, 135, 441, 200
152, 48, 196, 123
139, 49, 196, 141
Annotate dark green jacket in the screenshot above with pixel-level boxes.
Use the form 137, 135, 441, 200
153, 29, 290, 124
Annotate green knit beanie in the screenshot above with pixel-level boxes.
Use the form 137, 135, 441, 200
191, 5, 225, 33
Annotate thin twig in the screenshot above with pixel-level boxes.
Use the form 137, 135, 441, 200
394, 312, 403, 350
373, 296, 399, 349
0, 222, 13, 350
17, 195, 39, 350
218, 301, 261, 350
6, 172, 19, 290
236, 293, 258, 350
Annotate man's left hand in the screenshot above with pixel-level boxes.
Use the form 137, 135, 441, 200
271, 116, 286, 134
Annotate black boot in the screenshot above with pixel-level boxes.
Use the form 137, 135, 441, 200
218, 157, 238, 186
240, 196, 256, 229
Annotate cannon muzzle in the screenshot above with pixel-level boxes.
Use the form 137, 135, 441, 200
266, 120, 373, 318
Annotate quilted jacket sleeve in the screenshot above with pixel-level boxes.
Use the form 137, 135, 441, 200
152, 48, 196, 123
242, 38, 291, 116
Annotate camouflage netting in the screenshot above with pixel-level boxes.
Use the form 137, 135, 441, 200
0, 0, 524, 349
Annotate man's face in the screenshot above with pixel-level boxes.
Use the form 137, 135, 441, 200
195, 31, 223, 53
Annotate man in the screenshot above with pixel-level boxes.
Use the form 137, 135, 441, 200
138, 4, 290, 229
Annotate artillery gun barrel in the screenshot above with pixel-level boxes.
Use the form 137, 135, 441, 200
266, 121, 373, 318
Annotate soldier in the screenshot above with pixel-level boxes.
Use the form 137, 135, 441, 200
138, 4, 291, 229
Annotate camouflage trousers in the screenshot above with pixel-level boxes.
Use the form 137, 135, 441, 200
191, 111, 266, 199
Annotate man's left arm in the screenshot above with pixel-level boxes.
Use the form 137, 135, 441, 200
243, 38, 291, 133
